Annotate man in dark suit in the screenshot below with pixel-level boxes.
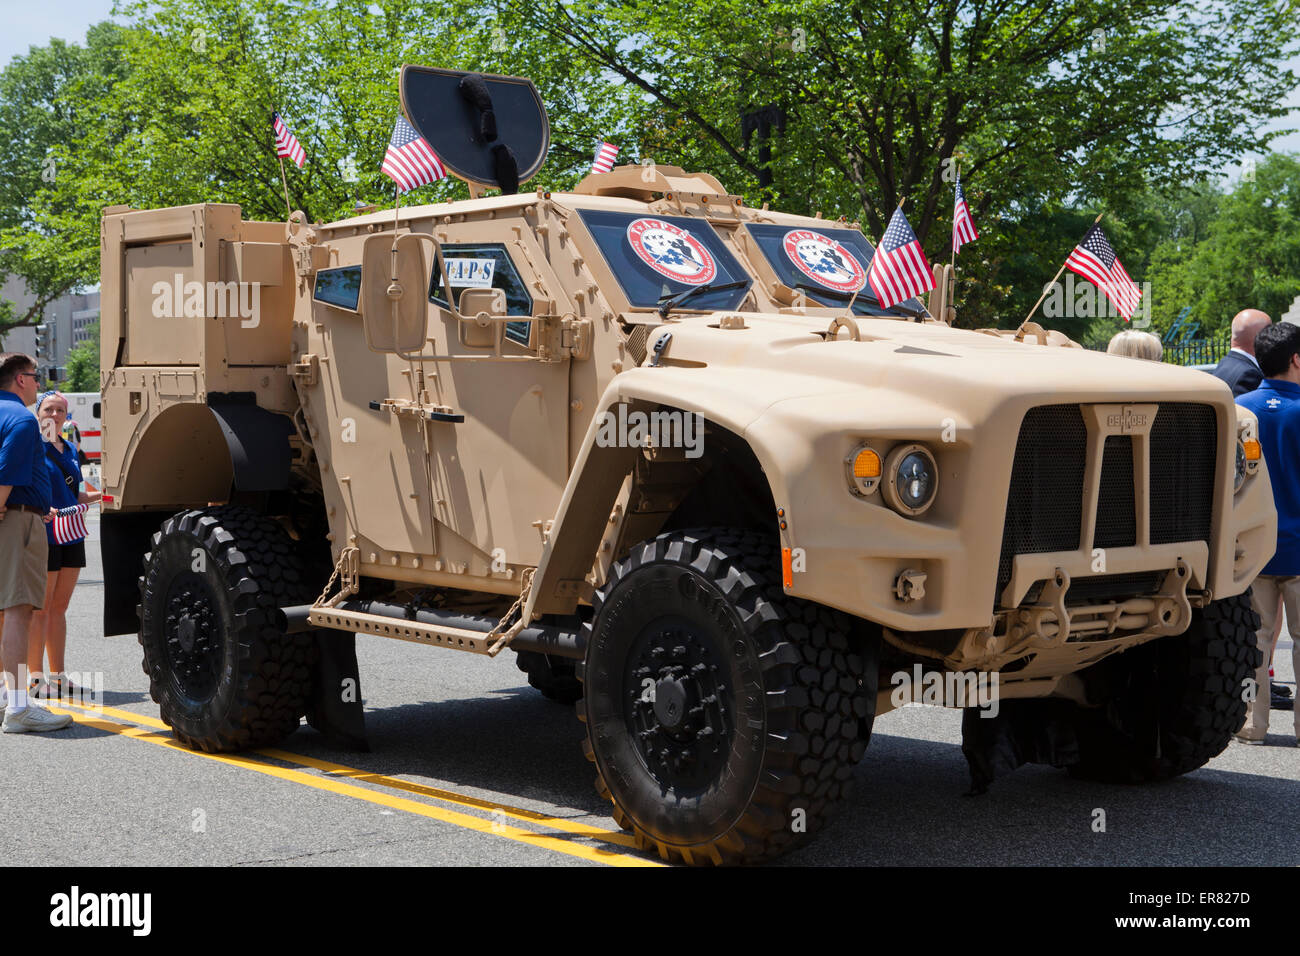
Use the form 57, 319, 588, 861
1211, 308, 1271, 396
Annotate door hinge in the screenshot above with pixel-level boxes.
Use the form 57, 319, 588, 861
291, 353, 319, 387
561, 317, 593, 361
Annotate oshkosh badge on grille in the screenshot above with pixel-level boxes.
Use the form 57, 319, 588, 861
626, 218, 716, 285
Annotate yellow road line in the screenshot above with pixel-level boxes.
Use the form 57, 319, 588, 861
51, 705, 660, 867
260, 748, 641, 848
68, 702, 635, 846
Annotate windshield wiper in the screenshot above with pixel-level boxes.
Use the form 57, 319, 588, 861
792, 282, 926, 320
656, 280, 750, 319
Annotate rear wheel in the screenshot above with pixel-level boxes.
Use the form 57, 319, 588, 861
1068, 591, 1261, 782
138, 506, 317, 752
515, 650, 583, 705
579, 528, 874, 865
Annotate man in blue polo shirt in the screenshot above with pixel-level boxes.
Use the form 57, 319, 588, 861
1236, 323, 1300, 745
0, 352, 71, 733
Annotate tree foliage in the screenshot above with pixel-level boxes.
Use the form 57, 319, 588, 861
0, 0, 1295, 342
1144, 155, 1300, 337
63, 322, 100, 392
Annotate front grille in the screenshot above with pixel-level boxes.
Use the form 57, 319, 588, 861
996, 402, 1218, 604
1150, 404, 1217, 545
996, 405, 1086, 595
1095, 435, 1136, 548
1065, 571, 1164, 605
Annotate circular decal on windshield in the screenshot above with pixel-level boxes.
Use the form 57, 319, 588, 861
626, 218, 717, 286
783, 230, 866, 294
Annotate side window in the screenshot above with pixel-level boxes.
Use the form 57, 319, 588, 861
313, 266, 362, 311
429, 244, 534, 346
92, 402, 101, 418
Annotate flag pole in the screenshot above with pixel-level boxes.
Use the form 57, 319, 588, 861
277, 156, 292, 220
950, 165, 958, 279
1020, 211, 1104, 327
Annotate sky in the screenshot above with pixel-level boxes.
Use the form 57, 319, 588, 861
0, 1, 1296, 177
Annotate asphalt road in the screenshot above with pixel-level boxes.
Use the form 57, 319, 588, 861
2, 509, 1296, 867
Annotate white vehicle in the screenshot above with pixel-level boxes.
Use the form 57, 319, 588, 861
60, 391, 102, 465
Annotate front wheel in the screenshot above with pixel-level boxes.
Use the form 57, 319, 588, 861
1068, 590, 1262, 782
578, 529, 874, 865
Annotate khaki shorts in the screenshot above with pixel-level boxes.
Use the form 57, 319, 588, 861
0, 510, 49, 610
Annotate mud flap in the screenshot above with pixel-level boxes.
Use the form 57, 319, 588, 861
960, 699, 1081, 795
305, 631, 369, 751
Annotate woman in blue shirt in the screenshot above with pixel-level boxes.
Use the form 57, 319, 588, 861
26, 391, 100, 700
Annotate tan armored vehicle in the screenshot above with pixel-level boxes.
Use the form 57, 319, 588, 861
99, 67, 1275, 864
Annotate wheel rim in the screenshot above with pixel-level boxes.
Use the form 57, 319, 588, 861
624, 614, 734, 793
163, 574, 222, 701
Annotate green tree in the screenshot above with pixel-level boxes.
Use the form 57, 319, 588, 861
63, 322, 100, 392
1144, 154, 1300, 337
0, 23, 130, 341
528, 0, 1298, 328
0, 0, 1296, 342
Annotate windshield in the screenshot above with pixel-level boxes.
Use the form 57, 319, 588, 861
744, 223, 924, 317
577, 209, 752, 312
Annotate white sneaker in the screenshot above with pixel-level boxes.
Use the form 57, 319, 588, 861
2, 705, 74, 733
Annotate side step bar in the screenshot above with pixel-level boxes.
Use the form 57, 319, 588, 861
284, 601, 584, 660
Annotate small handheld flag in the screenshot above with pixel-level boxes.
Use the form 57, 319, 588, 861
591, 142, 619, 174
867, 205, 935, 309
952, 174, 978, 254
53, 504, 88, 545
382, 115, 447, 193
1065, 224, 1141, 320
272, 113, 306, 168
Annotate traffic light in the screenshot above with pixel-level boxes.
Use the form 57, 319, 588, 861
34, 323, 50, 361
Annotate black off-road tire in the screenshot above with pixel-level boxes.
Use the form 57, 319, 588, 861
515, 650, 583, 705
138, 506, 318, 753
1068, 590, 1262, 783
578, 528, 875, 865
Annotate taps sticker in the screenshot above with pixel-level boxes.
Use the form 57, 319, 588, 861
783, 229, 865, 294
626, 218, 716, 286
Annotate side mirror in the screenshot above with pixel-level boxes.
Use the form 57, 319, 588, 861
361, 233, 429, 353
457, 287, 507, 349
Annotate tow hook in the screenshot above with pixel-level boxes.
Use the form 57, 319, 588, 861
895, 568, 927, 602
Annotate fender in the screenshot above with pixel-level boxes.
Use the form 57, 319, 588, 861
207, 392, 295, 493
524, 364, 790, 619
101, 393, 296, 635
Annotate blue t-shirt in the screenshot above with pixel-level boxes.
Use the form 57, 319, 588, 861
1238, 378, 1300, 575
43, 437, 83, 545
0, 391, 50, 512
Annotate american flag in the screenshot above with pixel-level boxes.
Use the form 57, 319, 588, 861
591, 142, 619, 174
53, 504, 88, 545
867, 206, 935, 308
1065, 224, 1141, 320
381, 115, 447, 193
952, 174, 978, 254
272, 113, 306, 168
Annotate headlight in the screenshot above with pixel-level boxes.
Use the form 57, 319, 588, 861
882, 444, 938, 517
1235, 440, 1247, 494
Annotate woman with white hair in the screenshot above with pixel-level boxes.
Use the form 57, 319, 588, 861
1107, 329, 1164, 361
27, 390, 100, 699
